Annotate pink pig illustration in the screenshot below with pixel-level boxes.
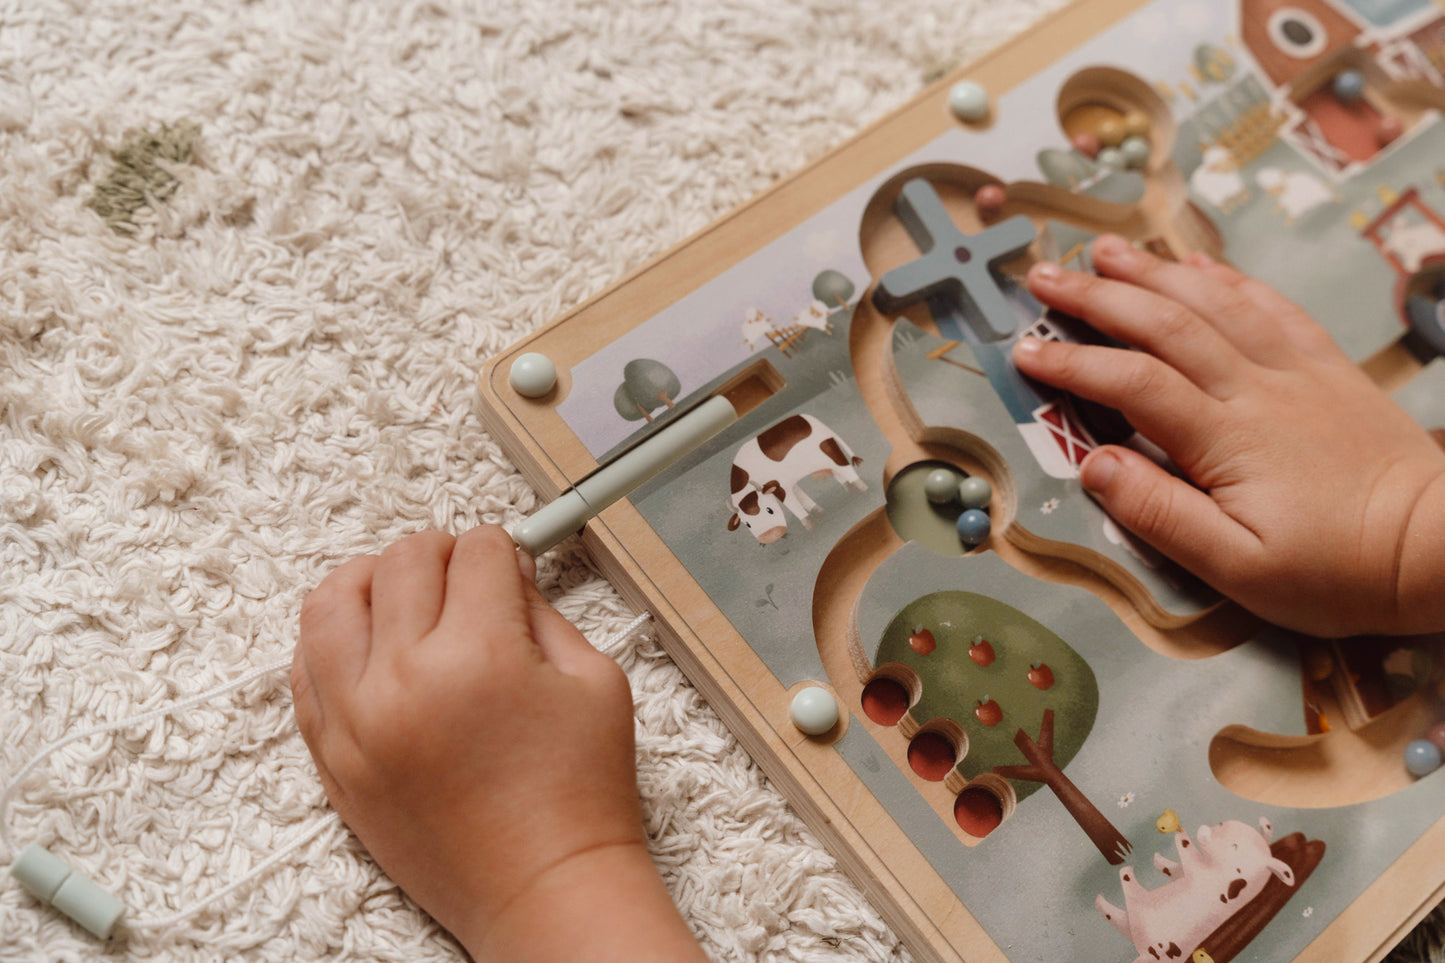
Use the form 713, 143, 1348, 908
1096, 817, 1295, 962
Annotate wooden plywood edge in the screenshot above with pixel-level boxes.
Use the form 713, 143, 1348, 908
1300, 810, 1445, 962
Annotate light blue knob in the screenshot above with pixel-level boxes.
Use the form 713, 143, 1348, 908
1405, 739, 1442, 778
1332, 69, 1365, 103
956, 508, 991, 547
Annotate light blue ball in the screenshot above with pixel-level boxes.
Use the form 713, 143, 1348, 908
924, 467, 960, 504
956, 508, 991, 547
1332, 69, 1365, 103
948, 81, 990, 123
958, 476, 992, 510
1404, 739, 1442, 777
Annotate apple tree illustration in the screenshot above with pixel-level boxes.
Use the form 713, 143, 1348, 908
613, 358, 682, 424
875, 590, 1129, 863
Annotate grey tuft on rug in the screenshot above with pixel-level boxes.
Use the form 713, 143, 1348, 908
0, 1, 1441, 961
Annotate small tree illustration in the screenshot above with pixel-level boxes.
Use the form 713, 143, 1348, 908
812, 269, 856, 312
613, 359, 681, 423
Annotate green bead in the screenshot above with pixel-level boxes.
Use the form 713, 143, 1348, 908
958, 475, 992, 510
924, 467, 960, 504
1119, 135, 1150, 169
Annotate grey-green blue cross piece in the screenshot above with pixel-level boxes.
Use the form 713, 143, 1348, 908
873, 178, 1036, 342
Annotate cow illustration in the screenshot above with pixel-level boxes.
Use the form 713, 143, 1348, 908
1095, 817, 1295, 963
727, 413, 867, 544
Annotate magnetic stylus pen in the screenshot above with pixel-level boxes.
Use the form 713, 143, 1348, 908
511, 394, 739, 556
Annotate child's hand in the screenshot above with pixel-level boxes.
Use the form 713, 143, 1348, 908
1014, 235, 1445, 637
292, 525, 706, 962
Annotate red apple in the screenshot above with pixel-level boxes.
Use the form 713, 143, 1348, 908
908, 628, 937, 655
968, 637, 996, 667
1027, 663, 1055, 690
974, 697, 1002, 727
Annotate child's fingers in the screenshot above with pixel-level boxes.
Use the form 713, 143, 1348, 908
516, 545, 538, 583
519, 573, 625, 679
1076, 446, 1251, 584
435, 525, 538, 659
1183, 253, 1343, 361
370, 531, 457, 647
1012, 338, 1218, 471
505, 535, 625, 682
1091, 238, 1291, 364
295, 554, 381, 720
1025, 257, 1243, 395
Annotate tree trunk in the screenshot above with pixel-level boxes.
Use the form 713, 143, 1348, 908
993, 709, 1132, 865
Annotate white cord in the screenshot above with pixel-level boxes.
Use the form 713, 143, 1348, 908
124, 812, 342, 931
598, 610, 653, 655
0, 657, 294, 856
0, 656, 343, 934
2, 608, 656, 936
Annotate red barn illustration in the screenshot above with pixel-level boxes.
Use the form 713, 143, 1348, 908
1241, 0, 1380, 166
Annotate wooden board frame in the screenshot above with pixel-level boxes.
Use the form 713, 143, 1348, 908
477, 0, 1445, 959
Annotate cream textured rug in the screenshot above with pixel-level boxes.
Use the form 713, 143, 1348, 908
0, 2, 1441, 962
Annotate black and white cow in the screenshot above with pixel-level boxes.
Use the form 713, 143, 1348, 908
727, 413, 866, 544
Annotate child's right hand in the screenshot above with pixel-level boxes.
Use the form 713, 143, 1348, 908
292, 525, 707, 962
1014, 236, 1445, 638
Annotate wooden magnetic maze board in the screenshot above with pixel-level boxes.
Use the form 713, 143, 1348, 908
478, 0, 1445, 959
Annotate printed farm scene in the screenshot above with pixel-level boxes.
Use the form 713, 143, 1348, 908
549, 0, 1445, 958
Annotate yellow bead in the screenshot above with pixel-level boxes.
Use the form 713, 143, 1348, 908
1122, 110, 1151, 139
1096, 118, 1125, 147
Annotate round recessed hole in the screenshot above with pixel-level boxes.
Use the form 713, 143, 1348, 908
885, 460, 991, 556
908, 731, 958, 781
954, 785, 1005, 837
861, 677, 910, 726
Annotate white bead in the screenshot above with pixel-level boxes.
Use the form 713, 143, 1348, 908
948, 81, 990, 123
790, 686, 839, 736
509, 352, 557, 398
